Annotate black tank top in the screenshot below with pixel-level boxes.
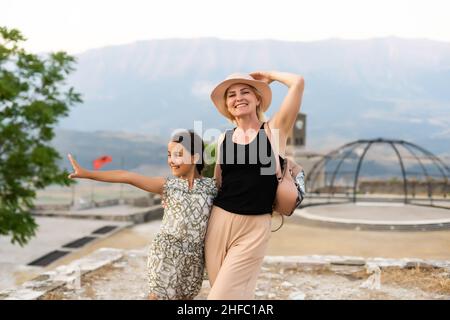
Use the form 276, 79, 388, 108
213, 123, 284, 215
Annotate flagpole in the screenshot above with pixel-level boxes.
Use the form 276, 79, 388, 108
71, 184, 75, 207
91, 156, 112, 208
119, 156, 124, 204
91, 180, 94, 206
91, 160, 95, 207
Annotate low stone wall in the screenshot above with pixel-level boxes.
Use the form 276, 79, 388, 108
33, 195, 161, 211
31, 204, 164, 224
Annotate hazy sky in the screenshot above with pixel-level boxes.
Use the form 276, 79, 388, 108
2, 0, 449, 54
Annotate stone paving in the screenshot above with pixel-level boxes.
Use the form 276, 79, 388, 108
2, 248, 448, 300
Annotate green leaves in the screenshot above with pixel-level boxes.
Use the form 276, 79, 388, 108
0, 207, 38, 247
0, 26, 82, 246
202, 143, 217, 178
0, 27, 26, 44
0, 70, 25, 101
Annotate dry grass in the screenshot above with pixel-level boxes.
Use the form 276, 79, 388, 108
347, 266, 450, 295
39, 291, 66, 300
380, 266, 450, 295
279, 265, 450, 296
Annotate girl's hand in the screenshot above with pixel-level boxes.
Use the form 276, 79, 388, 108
68, 154, 89, 179
250, 71, 274, 85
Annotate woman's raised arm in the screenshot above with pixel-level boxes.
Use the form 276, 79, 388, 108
250, 71, 304, 137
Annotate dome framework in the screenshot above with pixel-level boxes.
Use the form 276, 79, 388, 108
306, 138, 449, 207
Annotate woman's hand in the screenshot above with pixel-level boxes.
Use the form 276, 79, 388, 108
68, 154, 90, 179
250, 71, 274, 85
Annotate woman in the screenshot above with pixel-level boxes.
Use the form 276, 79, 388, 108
205, 71, 305, 299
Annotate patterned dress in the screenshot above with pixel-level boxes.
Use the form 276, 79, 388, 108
147, 177, 217, 299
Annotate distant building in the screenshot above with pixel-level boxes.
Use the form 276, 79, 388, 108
287, 112, 306, 147
285, 112, 324, 176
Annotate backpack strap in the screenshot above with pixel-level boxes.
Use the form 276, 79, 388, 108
214, 129, 232, 189
263, 122, 283, 181
264, 122, 304, 178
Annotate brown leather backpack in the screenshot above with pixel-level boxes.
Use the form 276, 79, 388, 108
263, 122, 303, 216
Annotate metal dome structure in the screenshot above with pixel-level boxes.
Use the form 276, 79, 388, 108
306, 138, 449, 207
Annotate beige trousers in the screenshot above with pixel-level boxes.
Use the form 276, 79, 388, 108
204, 205, 271, 300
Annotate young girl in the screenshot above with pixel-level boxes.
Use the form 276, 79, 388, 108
67, 130, 217, 300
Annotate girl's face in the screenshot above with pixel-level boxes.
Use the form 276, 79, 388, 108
225, 83, 260, 119
167, 141, 197, 177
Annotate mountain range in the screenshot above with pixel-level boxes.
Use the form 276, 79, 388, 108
54, 37, 450, 167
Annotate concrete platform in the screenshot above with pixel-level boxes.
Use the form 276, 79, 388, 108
0, 217, 131, 291
295, 203, 450, 231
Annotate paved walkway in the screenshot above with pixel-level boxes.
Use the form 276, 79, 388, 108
0, 217, 130, 291
41, 216, 450, 266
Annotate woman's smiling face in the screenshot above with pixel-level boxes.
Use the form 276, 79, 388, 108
225, 83, 260, 119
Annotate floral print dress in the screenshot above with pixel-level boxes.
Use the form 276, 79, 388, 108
147, 176, 217, 299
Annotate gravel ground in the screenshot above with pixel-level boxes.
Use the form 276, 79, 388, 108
41, 250, 450, 300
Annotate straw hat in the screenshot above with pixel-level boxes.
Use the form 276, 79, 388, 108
210, 73, 272, 120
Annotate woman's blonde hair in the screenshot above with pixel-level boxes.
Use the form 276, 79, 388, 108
224, 84, 266, 125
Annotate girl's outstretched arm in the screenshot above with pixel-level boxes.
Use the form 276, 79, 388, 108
67, 154, 165, 194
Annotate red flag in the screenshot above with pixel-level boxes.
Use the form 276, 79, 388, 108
93, 155, 112, 170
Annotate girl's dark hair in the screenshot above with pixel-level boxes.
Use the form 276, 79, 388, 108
171, 130, 205, 174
